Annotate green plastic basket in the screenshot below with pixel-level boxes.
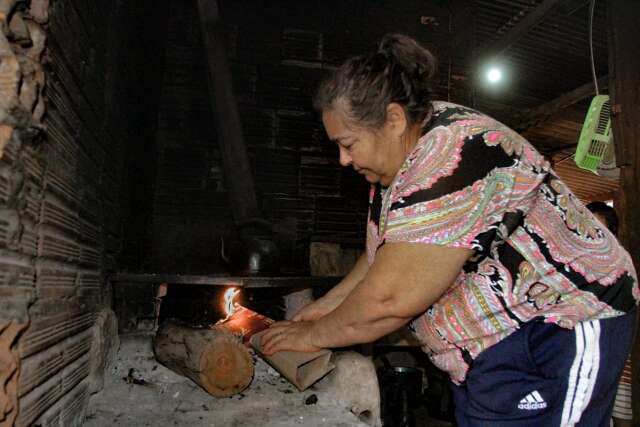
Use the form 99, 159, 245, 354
574, 95, 612, 174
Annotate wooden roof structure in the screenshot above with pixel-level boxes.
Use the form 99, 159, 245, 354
465, 0, 617, 201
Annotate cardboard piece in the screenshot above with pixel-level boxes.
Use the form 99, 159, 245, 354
250, 331, 335, 391
220, 305, 274, 342
219, 305, 335, 390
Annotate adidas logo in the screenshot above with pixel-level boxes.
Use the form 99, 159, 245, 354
518, 390, 547, 410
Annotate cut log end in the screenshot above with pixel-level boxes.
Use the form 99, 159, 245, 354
200, 334, 254, 397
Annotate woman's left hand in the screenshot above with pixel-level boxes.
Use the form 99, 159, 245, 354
260, 320, 323, 355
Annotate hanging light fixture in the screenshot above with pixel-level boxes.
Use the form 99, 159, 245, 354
486, 67, 503, 83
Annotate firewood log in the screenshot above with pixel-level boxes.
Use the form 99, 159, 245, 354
153, 320, 254, 397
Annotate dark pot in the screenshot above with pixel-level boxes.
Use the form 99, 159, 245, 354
222, 219, 280, 276
227, 237, 280, 276
377, 366, 423, 427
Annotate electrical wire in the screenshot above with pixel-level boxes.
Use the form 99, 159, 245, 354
588, 0, 599, 95
554, 152, 576, 166
447, 7, 453, 103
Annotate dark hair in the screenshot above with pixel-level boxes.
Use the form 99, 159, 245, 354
313, 33, 437, 129
586, 201, 619, 236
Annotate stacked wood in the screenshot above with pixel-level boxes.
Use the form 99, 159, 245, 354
153, 321, 255, 397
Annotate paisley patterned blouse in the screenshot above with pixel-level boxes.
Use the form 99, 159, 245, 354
366, 102, 638, 384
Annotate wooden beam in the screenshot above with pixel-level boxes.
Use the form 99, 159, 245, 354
608, 0, 640, 424
196, 0, 260, 224
482, 0, 566, 58
450, 0, 475, 50
513, 76, 608, 131
559, 0, 590, 15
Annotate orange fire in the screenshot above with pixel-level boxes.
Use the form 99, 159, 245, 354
223, 287, 239, 318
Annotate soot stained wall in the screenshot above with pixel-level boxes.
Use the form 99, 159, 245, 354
147, 0, 461, 275
0, 1, 166, 425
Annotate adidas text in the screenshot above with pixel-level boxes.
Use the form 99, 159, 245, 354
518, 401, 548, 410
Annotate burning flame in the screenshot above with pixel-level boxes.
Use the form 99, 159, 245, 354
223, 287, 239, 318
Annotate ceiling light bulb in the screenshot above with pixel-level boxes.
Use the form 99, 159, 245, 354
487, 68, 502, 83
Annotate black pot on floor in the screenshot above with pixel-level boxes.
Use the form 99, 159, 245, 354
377, 366, 423, 427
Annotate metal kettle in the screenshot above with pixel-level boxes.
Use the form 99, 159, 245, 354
221, 219, 280, 276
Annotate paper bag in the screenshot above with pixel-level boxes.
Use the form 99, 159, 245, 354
250, 330, 335, 390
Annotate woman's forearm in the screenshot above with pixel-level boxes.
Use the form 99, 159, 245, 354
261, 243, 471, 355
308, 243, 472, 349
309, 278, 412, 348
312, 308, 409, 347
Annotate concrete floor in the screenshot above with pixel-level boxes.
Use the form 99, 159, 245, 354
84, 333, 370, 427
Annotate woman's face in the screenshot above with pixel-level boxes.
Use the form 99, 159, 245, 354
322, 107, 409, 186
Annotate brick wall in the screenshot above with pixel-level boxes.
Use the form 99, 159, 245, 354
0, 1, 165, 425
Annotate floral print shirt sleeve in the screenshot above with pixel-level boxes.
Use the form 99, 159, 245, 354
366, 102, 638, 384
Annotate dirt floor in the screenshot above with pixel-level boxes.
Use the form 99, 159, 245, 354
84, 333, 371, 427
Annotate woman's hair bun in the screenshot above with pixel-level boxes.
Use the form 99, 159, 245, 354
378, 33, 437, 81
314, 33, 437, 129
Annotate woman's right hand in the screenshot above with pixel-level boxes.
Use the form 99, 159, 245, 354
291, 294, 344, 322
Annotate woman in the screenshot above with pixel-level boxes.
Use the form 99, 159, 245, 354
261, 34, 638, 426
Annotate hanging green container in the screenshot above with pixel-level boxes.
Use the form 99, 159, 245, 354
574, 95, 612, 174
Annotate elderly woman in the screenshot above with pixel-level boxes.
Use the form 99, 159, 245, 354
261, 34, 638, 426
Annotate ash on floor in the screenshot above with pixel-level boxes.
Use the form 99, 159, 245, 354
84, 333, 369, 427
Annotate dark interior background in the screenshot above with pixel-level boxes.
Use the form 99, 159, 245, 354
121, 0, 466, 276
120, 0, 610, 275
0, 0, 614, 425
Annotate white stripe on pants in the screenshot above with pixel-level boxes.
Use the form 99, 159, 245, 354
560, 320, 602, 427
